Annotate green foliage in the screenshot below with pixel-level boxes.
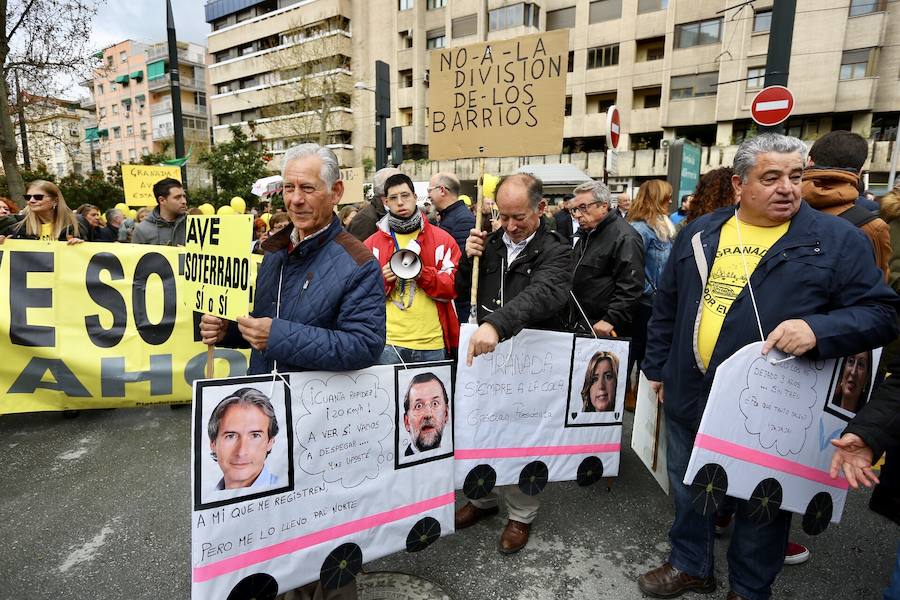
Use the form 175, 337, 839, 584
199, 125, 273, 202
59, 172, 124, 212
188, 186, 220, 206
361, 156, 374, 178
106, 163, 124, 188
0, 165, 57, 199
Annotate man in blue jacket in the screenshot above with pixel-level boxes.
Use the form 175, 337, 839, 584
430, 172, 474, 320
637, 133, 899, 600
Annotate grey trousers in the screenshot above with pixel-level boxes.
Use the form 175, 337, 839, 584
471, 484, 540, 524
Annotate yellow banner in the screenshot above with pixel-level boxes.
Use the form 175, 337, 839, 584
184, 215, 254, 321
121, 164, 183, 207
0, 241, 250, 414
427, 30, 569, 160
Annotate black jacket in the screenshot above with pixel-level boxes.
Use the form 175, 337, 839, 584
346, 195, 386, 242
569, 210, 645, 336
456, 222, 572, 340
554, 209, 575, 244
0, 213, 89, 240
438, 200, 476, 319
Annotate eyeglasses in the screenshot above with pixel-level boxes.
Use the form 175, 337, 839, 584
426, 185, 444, 194
387, 191, 415, 202
23, 194, 49, 201
569, 200, 602, 215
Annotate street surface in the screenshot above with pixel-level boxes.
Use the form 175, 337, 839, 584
1, 405, 894, 599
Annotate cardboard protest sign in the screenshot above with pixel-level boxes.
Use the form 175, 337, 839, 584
338, 167, 365, 205
191, 364, 455, 598
428, 30, 568, 160
454, 325, 628, 499
631, 372, 669, 494
0, 240, 250, 413
184, 215, 254, 321
121, 164, 182, 206
684, 342, 880, 535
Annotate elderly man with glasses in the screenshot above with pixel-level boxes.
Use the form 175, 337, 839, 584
567, 180, 645, 337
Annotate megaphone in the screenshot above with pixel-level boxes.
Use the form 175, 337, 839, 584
390, 248, 422, 280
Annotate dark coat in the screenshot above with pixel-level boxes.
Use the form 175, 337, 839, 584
643, 202, 900, 429
94, 224, 119, 242
221, 215, 386, 374
438, 199, 475, 319
455, 222, 572, 340
569, 210, 645, 336
346, 195, 385, 242
0, 213, 89, 240
554, 209, 575, 244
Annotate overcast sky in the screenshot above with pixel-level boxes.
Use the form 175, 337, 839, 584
90, 1, 211, 50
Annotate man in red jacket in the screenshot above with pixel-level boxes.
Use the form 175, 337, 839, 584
365, 173, 460, 364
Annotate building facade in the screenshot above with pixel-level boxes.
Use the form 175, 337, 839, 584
15, 94, 94, 178
204, 0, 900, 192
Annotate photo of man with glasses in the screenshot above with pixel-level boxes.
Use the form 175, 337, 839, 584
398, 371, 452, 464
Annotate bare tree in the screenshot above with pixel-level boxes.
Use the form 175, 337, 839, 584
259, 16, 352, 148
0, 0, 98, 199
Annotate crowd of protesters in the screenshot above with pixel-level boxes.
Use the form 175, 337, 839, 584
4, 131, 900, 600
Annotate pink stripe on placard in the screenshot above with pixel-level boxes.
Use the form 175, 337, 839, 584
192, 491, 455, 583
694, 434, 848, 490
455, 443, 620, 460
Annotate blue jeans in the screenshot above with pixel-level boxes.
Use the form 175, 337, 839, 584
377, 345, 445, 365
666, 414, 791, 600
885, 542, 900, 600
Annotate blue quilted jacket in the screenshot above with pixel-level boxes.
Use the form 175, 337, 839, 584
223, 215, 386, 374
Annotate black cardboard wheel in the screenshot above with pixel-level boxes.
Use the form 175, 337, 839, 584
463, 464, 496, 500
576, 456, 604, 487
226, 573, 278, 600
406, 516, 441, 552
320, 543, 363, 590
744, 478, 783, 526
689, 463, 728, 516
802, 492, 833, 536
518, 460, 549, 496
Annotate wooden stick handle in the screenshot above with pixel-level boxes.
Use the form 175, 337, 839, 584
469, 166, 486, 319
205, 345, 215, 379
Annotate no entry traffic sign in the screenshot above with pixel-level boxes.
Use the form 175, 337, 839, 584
751, 85, 795, 127
606, 105, 621, 150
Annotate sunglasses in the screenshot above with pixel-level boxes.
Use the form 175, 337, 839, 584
23, 194, 49, 201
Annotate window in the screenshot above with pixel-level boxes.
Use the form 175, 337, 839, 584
590, 0, 622, 23
489, 3, 539, 32
670, 71, 718, 99
747, 67, 766, 89
564, 96, 572, 116
452, 14, 478, 38
196, 91, 207, 107
126, 125, 134, 136
674, 18, 722, 48
586, 44, 619, 69
106, 55, 113, 68
638, 0, 668, 13
142, 147, 150, 156
110, 81, 117, 92
400, 108, 413, 126
635, 86, 662, 108
636, 37, 665, 61
112, 104, 118, 115
840, 48, 874, 80
426, 29, 446, 49
97, 83, 104, 95
140, 123, 148, 139
119, 51, 127, 63
115, 150, 123, 162
427, 0, 445, 8
850, 0, 885, 16
112, 126, 121, 138
547, 7, 575, 30
586, 92, 616, 113
401, 31, 413, 48
400, 69, 413, 88
568, 50, 575, 73
99, 106, 107, 118
128, 148, 137, 161
399, 0, 413, 10
753, 10, 771, 33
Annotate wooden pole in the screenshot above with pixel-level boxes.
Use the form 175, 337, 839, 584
468, 157, 486, 324
205, 345, 215, 379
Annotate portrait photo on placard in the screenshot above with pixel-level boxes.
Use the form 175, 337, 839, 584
565, 337, 630, 427
193, 375, 293, 509
825, 350, 876, 421
395, 363, 454, 468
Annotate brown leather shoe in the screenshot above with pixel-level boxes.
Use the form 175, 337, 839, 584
725, 592, 749, 600
637, 562, 716, 598
454, 502, 498, 529
498, 519, 530, 554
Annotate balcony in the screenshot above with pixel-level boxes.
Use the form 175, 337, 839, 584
150, 99, 207, 117
146, 45, 206, 65
153, 123, 209, 142
147, 74, 206, 93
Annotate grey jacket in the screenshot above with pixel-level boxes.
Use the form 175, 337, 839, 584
131, 207, 187, 246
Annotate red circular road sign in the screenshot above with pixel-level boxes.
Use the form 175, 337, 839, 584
606, 105, 621, 150
751, 85, 795, 127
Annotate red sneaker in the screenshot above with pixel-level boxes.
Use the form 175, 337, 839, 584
784, 541, 810, 565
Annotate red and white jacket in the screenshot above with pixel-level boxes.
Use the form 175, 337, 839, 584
364, 213, 461, 350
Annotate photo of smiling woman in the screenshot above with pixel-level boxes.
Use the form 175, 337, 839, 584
581, 351, 620, 413
830, 350, 873, 415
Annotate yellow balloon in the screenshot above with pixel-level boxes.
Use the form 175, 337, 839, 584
459, 194, 473, 207
199, 203, 215, 216
115, 202, 128, 212
128, 209, 137, 219
217, 205, 235, 215
261, 212, 271, 224
230, 196, 246, 214
482, 174, 500, 200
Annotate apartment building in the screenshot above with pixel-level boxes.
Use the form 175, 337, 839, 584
15, 94, 94, 178
84, 40, 211, 185
204, 0, 900, 191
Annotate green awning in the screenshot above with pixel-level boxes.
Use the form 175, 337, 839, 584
134, 94, 146, 101
85, 127, 99, 141
93, 50, 104, 59
130, 70, 143, 81
147, 60, 166, 80
97, 129, 109, 137
121, 97, 132, 104
114, 74, 130, 84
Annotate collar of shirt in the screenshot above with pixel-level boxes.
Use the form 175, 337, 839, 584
502, 230, 537, 265
289, 221, 331, 251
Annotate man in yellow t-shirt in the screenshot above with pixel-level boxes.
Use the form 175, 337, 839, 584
364, 173, 461, 365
